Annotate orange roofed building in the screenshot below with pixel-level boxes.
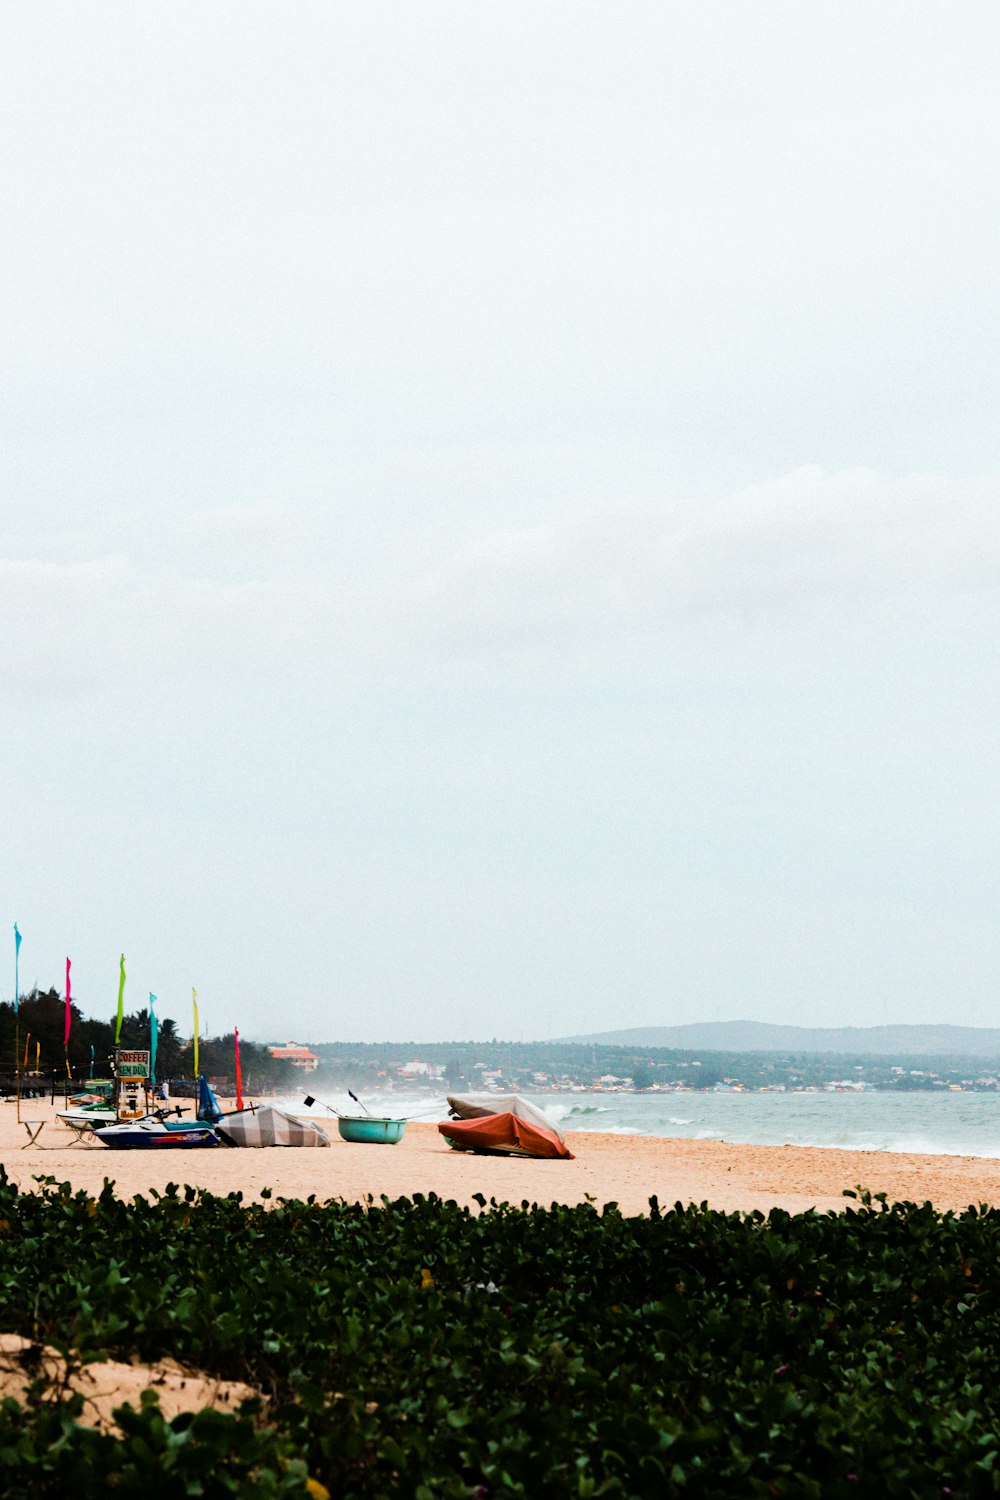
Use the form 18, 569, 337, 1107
268, 1042, 320, 1073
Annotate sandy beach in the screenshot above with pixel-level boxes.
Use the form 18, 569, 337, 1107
2, 1097, 999, 1216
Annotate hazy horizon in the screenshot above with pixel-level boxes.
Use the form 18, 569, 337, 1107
4, 5, 1000, 1043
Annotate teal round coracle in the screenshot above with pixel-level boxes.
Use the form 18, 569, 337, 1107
337, 1115, 406, 1145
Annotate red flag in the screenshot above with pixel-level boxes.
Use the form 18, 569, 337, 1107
234, 1027, 244, 1110
64, 958, 72, 1049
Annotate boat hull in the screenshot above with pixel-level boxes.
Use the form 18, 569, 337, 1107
338, 1116, 406, 1145
58, 1109, 117, 1128
95, 1122, 219, 1149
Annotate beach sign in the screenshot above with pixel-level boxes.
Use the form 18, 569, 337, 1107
116, 1049, 151, 1120
118, 1050, 150, 1078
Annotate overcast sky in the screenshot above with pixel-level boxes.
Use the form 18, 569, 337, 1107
3, 3, 999, 1044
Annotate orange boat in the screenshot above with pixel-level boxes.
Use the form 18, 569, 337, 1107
438, 1111, 574, 1160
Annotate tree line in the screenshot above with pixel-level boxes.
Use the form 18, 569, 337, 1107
309, 1038, 1000, 1092
0, 988, 297, 1094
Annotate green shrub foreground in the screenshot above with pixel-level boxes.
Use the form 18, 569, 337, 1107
1, 1172, 1000, 1498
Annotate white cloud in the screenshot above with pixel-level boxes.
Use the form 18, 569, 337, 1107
4, 469, 999, 711
0, 551, 299, 708
405, 468, 1000, 671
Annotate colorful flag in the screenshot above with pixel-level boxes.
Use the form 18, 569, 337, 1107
89, 1043, 94, 1079
13, 924, 21, 1014
115, 955, 126, 1044
64, 958, 72, 1049
192, 989, 199, 1078
149, 993, 158, 1086
234, 1028, 243, 1111
23, 1032, 30, 1071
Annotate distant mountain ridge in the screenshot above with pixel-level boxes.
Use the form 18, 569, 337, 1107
553, 1020, 1000, 1058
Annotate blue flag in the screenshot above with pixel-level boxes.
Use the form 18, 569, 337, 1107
13, 924, 21, 1014
149, 992, 158, 1086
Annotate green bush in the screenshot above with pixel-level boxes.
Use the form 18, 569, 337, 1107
1, 1172, 999, 1495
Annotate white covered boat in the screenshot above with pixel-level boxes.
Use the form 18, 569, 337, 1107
446, 1093, 567, 1143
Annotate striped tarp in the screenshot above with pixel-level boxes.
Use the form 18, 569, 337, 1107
217, 1105, 331, 1148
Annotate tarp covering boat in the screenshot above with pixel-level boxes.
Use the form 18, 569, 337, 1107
438, 1112, 574, 1160
446, 1093, 567, 1144
216, 1105, 330, 1148
196, 1075, 224, 1123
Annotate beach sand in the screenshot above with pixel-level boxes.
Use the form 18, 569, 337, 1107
2, 1096, 998, 1217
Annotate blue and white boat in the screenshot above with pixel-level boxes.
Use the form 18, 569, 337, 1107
94, 1076, 224, 1149
94, 1116, 220, 1149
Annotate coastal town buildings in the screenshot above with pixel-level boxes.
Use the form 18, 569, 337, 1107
267, 1043, 320, 1073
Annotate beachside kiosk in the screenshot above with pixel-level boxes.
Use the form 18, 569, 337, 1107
115, 1050, 151, 1121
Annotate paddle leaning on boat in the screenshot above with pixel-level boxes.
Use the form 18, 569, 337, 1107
301, 1089, 407, 1144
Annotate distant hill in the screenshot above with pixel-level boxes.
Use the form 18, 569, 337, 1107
553, 1020, 1000, 1058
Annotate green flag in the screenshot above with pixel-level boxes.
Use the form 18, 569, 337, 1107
115, 954, 126, 1044
192, 988, 199, 1078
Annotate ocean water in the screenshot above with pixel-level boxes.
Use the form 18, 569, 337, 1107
280, 1087, 1000, 1159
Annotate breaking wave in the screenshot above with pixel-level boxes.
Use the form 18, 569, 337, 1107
282, 1087, 1000, 1158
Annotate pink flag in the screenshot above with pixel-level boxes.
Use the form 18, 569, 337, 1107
64, 958, 72, 1049
234, 1028, 244, 1110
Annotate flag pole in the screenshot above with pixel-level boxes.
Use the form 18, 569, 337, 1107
13, 925, 21, 1125
64, 957, 73, 1083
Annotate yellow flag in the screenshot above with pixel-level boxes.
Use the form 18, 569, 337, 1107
193, 989, 199, 1077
